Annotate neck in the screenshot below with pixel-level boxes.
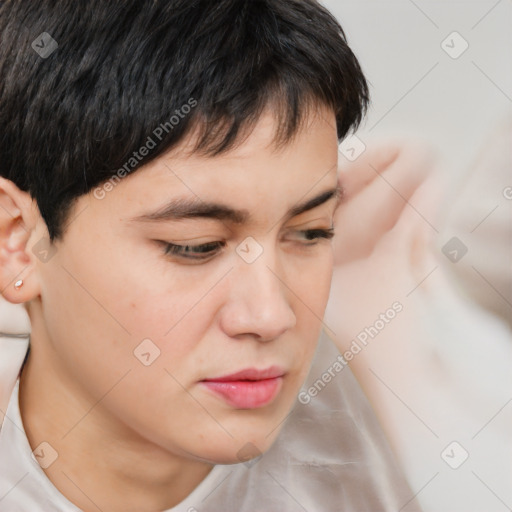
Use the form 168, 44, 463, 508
18, 309, 213, 512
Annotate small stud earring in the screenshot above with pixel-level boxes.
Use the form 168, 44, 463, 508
14, 279, 23, 290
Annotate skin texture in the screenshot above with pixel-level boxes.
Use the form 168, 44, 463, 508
0, 106, 339, 512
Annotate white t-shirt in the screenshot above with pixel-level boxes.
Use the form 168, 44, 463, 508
0, 330, 421, 511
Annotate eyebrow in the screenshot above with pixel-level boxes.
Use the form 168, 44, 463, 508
129, 184, 343, 225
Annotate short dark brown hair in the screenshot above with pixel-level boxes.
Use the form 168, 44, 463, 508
0, 0, 369, 241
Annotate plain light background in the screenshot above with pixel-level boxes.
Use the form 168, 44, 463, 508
321, 2, 511, 512
323, 0, 512, 175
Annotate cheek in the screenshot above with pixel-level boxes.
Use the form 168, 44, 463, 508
285, 249, 334, 370
38, 241, 215, 401
290, 248, 334, 321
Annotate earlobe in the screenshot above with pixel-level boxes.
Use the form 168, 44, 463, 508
0, 177, 41, 304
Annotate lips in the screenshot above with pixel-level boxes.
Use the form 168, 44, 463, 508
201, 366, 285, 409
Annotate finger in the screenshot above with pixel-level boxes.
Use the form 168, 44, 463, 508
338, 142, 401, 198
333, 142, 435, 265
338, 139, 434, 200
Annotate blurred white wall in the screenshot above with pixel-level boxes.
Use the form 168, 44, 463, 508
323, 0, 512, 175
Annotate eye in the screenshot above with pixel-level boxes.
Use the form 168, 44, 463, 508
162, 241, 225, 261
293, 228, 335, 243
159, 228, 335, 262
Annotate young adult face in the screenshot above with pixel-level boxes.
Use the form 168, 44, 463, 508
1, 106, 340, 465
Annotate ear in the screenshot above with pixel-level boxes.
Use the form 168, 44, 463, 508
0, 177, 43, 304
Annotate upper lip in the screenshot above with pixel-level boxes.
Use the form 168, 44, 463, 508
202, 366, 285, 382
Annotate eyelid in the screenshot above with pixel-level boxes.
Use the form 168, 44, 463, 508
161, 240, 225, 262
285, 213, 335, 228
291, 227, 335, 241
159, 227, 335, 262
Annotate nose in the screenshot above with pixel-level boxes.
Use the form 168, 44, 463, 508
219, 250, 297, 342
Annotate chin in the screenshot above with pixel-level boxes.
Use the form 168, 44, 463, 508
185, 424, 283, 466
196, 440, 274, 466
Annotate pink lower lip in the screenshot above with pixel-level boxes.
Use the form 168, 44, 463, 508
201, 377, 283, 409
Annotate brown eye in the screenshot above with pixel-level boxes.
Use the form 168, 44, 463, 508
163, 241, 225, 260
294, 228, 335, 243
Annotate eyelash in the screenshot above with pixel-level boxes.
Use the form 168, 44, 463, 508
162, 228, 335, 261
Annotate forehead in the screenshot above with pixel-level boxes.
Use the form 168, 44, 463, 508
144, 106, 337, 179
79, 107, 340, 232
172, 103, 337, 158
